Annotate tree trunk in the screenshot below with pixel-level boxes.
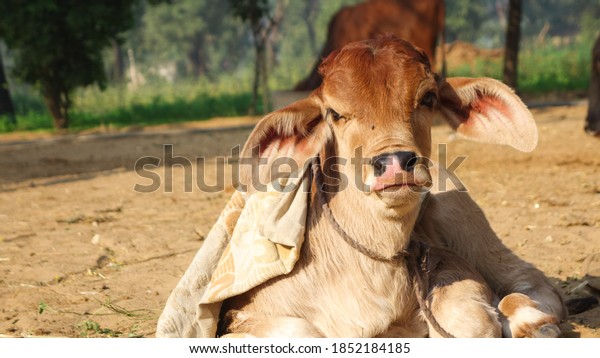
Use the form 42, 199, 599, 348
250, 21, 272, 115
43, 86, 69, 129
111, 39, 125, 83
0, 50, 16, 124
303, 0, 319, 55
187, 34, 208, 79
245, 1, 283, 115
503, 0, 522, 90
259, 41, 271, 113
249, 41, 261, 116
439, 0, 447, 77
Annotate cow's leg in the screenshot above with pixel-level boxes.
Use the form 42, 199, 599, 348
419, 191, 566, 334
425, 248, 502, 337
219, 309, 325, 338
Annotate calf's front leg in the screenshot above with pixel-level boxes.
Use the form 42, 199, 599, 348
425, 247, 502, 337
418, 190, 566, 337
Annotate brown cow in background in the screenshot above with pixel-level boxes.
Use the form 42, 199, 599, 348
294, 0, 445, 91
585, 34, 600, 136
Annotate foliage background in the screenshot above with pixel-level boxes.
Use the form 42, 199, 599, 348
1, 0, 599, 132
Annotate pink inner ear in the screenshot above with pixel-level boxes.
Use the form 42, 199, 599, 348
454, 90, 537, 152
258, 116, 325, 161
470, 92, 511, 119
441, 77, 538, 152
460, 91, 513, 137
258, 133, 313, 163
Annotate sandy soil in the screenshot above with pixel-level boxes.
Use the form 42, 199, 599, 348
0, 102, 598, 338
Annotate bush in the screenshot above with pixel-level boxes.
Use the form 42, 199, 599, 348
1, 79, 259, 133
448, 38, 592, 95
1, 38, 593, 134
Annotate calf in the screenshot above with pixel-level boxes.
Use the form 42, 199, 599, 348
198, 36, 567, 338
585, 34, 600, 136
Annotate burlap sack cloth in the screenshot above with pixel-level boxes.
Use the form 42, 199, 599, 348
156, 163, 312, 337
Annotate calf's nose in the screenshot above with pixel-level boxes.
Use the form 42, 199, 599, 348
372, 151, 418, 176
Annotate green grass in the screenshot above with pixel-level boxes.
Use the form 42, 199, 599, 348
448, 38, 593, 95
1, 38, 593, 134
519, 40, 591, 94
1, 78, 262, 134
70, 90, 256, 128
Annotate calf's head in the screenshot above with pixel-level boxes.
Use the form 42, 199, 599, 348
238, 36, 537, 215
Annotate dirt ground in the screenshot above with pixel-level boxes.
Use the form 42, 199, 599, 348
0, 102, 599, 338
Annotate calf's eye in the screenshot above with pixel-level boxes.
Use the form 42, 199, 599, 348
420, 92, 437, 109
328, 108, 343, 121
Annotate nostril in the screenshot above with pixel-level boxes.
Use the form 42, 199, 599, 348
405, 154, 418, 171
373, 156, 389, 177
371, 151, 418, 175
397, 151, 418, 172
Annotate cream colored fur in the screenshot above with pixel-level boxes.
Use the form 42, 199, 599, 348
217, 37, 566, 338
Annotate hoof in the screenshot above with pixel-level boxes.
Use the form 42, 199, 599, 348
498, 293, 562, 338
532, 323, 561, 338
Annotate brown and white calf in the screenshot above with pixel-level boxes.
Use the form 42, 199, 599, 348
219, 35, 566, 338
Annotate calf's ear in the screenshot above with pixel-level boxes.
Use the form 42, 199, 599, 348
437, 77, 538, 152
238, 94, 331, 193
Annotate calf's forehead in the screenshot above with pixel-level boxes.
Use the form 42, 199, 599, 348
320, 39, 434, 118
